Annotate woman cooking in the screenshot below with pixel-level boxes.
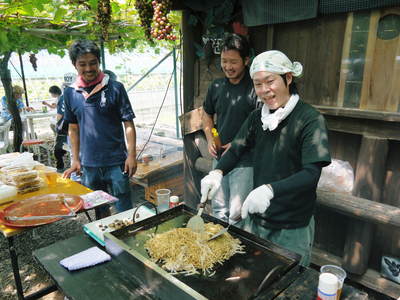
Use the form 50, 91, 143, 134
200, 50, 331, 266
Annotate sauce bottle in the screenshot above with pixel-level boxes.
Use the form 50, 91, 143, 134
211, 128, 223, 159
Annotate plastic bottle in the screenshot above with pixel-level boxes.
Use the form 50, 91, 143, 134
211, 128, 222, 159
317, 273, 338, 300
169, 195, 180, 208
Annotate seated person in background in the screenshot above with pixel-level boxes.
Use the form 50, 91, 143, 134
1, 85, 34, 121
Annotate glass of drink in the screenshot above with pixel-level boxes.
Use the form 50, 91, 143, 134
320, 265, 347, 299
156, 188, 171, 212
44, 167, 58, 186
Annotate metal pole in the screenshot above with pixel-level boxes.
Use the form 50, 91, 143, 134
100, 40, 106, 70
127, 50, 174, 92
172, 47, 180, 138
18, 52, 29, 106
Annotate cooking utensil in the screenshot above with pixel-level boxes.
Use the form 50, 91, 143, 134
104, 205, 300, 300
186, 202, 205, 233
207, 216, 241, 241
207, 224, 231, 241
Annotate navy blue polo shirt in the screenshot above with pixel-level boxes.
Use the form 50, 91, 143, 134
63, 80, 135, 167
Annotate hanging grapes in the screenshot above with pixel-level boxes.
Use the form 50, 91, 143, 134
150, 0, 176, 41
97, 0, 112, 40
135, 0, 154, 40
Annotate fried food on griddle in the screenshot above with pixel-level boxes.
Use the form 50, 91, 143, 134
145, 223, 244, 276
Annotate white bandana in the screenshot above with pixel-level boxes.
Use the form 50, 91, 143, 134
250, 50, 303, 79
261, 94, 299, 131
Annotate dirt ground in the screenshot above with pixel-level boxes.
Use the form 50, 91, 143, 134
0, 213, 92, 299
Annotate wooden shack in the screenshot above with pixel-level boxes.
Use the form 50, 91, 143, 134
178, 1, 400, 298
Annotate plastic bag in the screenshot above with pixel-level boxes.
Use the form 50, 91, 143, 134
318, 159, 354, 193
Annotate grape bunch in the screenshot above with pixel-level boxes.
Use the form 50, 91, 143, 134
150, 0, 176, 41
135, 0, 154, 40
97, 0, 112, 40
29, 54, 37, 72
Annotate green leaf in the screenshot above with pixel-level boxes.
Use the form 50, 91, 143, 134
111, 2, 120, 14
21, 4, 34, 15
0, 31, 9, 50
32, 0, 44, 11
54, 8, 67, 24
88, 0, 98, 10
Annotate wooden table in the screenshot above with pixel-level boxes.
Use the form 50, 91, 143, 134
132, 134, 183, 203
0, 177, 91, 300
33, 234, 368, 300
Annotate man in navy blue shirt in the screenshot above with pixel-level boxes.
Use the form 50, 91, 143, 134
63, 40, 137, 219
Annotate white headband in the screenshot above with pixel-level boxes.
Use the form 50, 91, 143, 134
249, 50, 303, 78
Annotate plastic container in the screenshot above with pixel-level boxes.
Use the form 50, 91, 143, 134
44, 167, 58, 186
317, 272, 338, 300
156, 189, 171, 212
0, 185, 17, 205
320, 265, 347, 299
169, 195, 180, 208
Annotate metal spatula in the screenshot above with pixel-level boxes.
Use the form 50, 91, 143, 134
207, 224, 231, 241
187, 202, 205, 233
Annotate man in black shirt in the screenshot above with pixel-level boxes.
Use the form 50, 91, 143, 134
202, 33, 257, 224
201, 50, 331, 266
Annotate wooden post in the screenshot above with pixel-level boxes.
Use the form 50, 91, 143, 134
182, 10, 202, 206
342, 136, 388, 275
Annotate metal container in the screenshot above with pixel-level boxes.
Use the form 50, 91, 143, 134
104, 205, 301, 300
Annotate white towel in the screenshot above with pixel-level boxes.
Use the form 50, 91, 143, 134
261, 94, 299, 131
59, 246, 111, 271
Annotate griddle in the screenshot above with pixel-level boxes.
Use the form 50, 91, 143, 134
104, 205, 301, 300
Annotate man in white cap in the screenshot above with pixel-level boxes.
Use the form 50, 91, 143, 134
200, 50, 331, 266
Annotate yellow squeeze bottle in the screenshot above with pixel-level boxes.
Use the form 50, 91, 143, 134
211, 128, 222, 159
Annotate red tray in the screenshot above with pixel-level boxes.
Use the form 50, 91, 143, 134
0, 193, 83, 227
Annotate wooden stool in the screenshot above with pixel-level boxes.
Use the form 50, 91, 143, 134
20, 139, 51, 165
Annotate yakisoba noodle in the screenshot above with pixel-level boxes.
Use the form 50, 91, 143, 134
145, 223, 245, 275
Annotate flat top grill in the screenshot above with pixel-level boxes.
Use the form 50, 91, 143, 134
105, 205, 300, 300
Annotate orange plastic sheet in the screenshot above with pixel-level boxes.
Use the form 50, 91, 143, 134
0, 176, 91, 237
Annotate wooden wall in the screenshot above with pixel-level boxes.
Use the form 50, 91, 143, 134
273, 14, 347, 107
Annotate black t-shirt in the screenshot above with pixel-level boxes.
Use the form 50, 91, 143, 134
217, 100, 331, 229
203, 71, 257, 165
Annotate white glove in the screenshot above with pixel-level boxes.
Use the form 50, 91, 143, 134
200, 170, 223, 203
241, 184, 274, 219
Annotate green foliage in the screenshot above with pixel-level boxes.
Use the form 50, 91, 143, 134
0, 0, 181, 57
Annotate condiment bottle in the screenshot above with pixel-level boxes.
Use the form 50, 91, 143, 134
317, 273, 338, 300
169, 195, 180, 208
211, 128, 222, 159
